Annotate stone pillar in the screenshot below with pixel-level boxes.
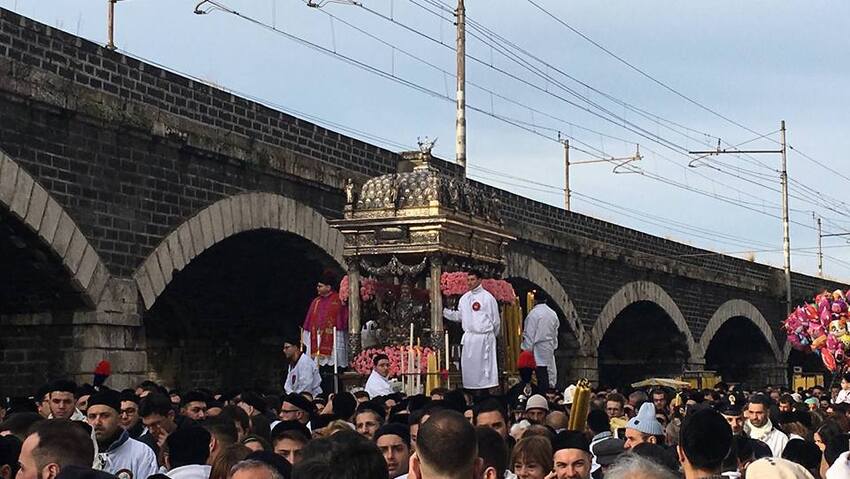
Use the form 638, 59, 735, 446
68, 278, 148, 390
428, 255, 444, 350
347, 258, 362, 360
570, 353, 599, 387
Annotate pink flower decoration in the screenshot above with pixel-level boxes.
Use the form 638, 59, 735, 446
353, 345, 435, 376
339, 276, 378, 303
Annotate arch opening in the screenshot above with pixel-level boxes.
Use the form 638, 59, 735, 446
144, 229, 342, 390
597, 301, 691, 388
0, 211, 85, 392
0, 211, 89, 313
704, 316, 777, 386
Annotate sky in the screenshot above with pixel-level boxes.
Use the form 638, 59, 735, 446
3, 0, 850, 281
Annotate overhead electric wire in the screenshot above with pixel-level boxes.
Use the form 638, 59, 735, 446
414, 0, 721, 148
523, 0, 772, 141
197, 0, 849, 268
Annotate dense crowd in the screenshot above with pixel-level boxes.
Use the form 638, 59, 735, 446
3, 364, 850, 479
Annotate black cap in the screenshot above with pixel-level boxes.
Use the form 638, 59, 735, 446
119, 390, 141, 405
373, 423, 410, 447
87, 389, 121, 413
181, 391, 209, 407
716, 393, 744, 416
271, 421, 311, 441
48, 380, 77, 396
282, 332, 302, 348
553, 430, 589, 453
282, 393, 313, 414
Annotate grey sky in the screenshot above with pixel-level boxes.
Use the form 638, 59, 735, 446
3, 0, 849, 280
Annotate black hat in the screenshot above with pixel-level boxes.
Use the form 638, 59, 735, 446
87, 389, 121, 413
76, 384, 95, 399
181, 390, 209, 407
318, 269, 338, 288
241, 392, 267, 412
716, 393, 744, 416
271, 421, 311, 441
119, 390, 141, 405
591, 438, 625, 466
48, 380, 77, 396
282, 332, 302, 348
553, 430, 589, 453
373, 423, 410, 447
282, 393, 313, 414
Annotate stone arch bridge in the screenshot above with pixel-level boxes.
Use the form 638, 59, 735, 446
0, 8, 843, 392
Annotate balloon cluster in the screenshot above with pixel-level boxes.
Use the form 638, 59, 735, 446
784, 290, 850, 371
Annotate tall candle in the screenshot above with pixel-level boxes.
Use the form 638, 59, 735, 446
332, 327, 338, 393
445, 331, 450, 389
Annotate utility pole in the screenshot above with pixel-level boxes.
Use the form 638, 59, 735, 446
563, 140, 570, 210
689, 120, 791, 313
816, 216, 823, 277
107, 0, 117, 50
455, 0, 467, 173
780, 120, 792, 314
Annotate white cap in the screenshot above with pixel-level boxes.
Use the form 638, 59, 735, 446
525, 394, 549, 412
564, 385, 577, 405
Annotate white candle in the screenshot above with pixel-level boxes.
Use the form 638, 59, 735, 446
445, 331, 450, 389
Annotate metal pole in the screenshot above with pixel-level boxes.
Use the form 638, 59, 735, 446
564, 140, 570, 210
106, 0, 116, 50
455, 0, 467, 173
780, 120, 792, 313
817, 217, 823, 277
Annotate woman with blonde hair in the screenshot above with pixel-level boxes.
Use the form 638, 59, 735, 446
511, 436, 552, 479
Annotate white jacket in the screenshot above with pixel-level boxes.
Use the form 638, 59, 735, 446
521, 303, 559, 386
99, 431, 159, 479
168, 464, 212, 479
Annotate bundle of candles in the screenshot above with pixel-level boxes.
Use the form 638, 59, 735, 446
396, 323, 452, 395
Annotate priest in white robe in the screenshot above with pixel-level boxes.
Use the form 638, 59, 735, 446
283, 335, 323, 396
521, 290, 559, 390
364, 352, 394, 399
443, 270, 501, 390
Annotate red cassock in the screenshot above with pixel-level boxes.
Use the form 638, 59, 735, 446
303, 292, 348, 359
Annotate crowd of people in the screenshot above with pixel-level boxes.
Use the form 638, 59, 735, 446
3, 363, 850, 479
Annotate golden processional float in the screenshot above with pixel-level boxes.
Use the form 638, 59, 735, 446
329, 144, 528, 394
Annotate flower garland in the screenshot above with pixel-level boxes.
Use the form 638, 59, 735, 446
339, 275, 378, 303
352, 346, 435, 377
439, 272, 517, 304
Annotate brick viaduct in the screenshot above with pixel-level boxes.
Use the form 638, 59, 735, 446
0, 8, 843, 394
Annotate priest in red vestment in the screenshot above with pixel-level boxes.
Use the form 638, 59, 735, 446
302, 270, 349, 369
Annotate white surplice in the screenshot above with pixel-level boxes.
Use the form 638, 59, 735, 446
284, 352, 323, 396
521, 303, 559, 386
443, 285, 501, 389
364, 369, 394, 399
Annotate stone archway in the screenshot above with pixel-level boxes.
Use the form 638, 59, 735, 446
592, 281, 698, 359
701, 300, 785, 385
0, 150, 116, 393
593, 281, 698, 387
700, 300, 783, 363
133, 192, 346, 389
0, 150, 110, 308
133, 192, 345, 310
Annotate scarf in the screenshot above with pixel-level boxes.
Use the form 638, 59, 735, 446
746, 418, 774, 442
